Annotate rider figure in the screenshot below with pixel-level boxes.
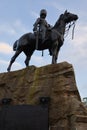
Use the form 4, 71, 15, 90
33, 9, 49, 43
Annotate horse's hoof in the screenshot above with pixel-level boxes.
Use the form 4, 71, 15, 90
7, 68, 10, 72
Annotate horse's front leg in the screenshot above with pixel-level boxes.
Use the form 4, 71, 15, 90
7, 50, 21, 72
54, 47, 60, 63
51, 41, 58, 64
52, 54, 57, 64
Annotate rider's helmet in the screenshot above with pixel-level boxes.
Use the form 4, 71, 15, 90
40, 9, 47, 18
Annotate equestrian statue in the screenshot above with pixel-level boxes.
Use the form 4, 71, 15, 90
7, 10, 78, 72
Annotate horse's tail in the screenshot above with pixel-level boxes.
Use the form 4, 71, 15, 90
13, 40, 18, 51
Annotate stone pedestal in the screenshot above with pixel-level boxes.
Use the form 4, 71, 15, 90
0, 62, 87, 130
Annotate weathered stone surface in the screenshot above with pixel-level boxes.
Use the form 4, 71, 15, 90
0, 61, 87, 130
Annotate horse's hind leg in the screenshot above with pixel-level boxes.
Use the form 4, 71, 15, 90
24, 49, 34, 67
7, 50, 21, 72
25, 56, 31, 67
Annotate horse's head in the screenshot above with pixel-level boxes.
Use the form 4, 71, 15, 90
63, 10, 78, 23
53, 10, 78, 30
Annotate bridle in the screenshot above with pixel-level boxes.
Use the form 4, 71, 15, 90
64, 20, 76, 39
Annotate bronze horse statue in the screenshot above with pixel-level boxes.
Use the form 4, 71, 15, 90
7, 10, 78, 72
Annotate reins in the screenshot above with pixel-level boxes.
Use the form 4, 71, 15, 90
65, 20, 76, 39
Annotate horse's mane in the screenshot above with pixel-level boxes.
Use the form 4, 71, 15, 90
53, 14, 64, 29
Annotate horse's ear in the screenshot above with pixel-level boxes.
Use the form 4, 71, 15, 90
64, 10, 67, 14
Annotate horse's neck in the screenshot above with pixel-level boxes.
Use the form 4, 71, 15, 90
53, 20, 66, 36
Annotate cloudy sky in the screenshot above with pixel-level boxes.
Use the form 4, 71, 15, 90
0, 0, 87, 99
